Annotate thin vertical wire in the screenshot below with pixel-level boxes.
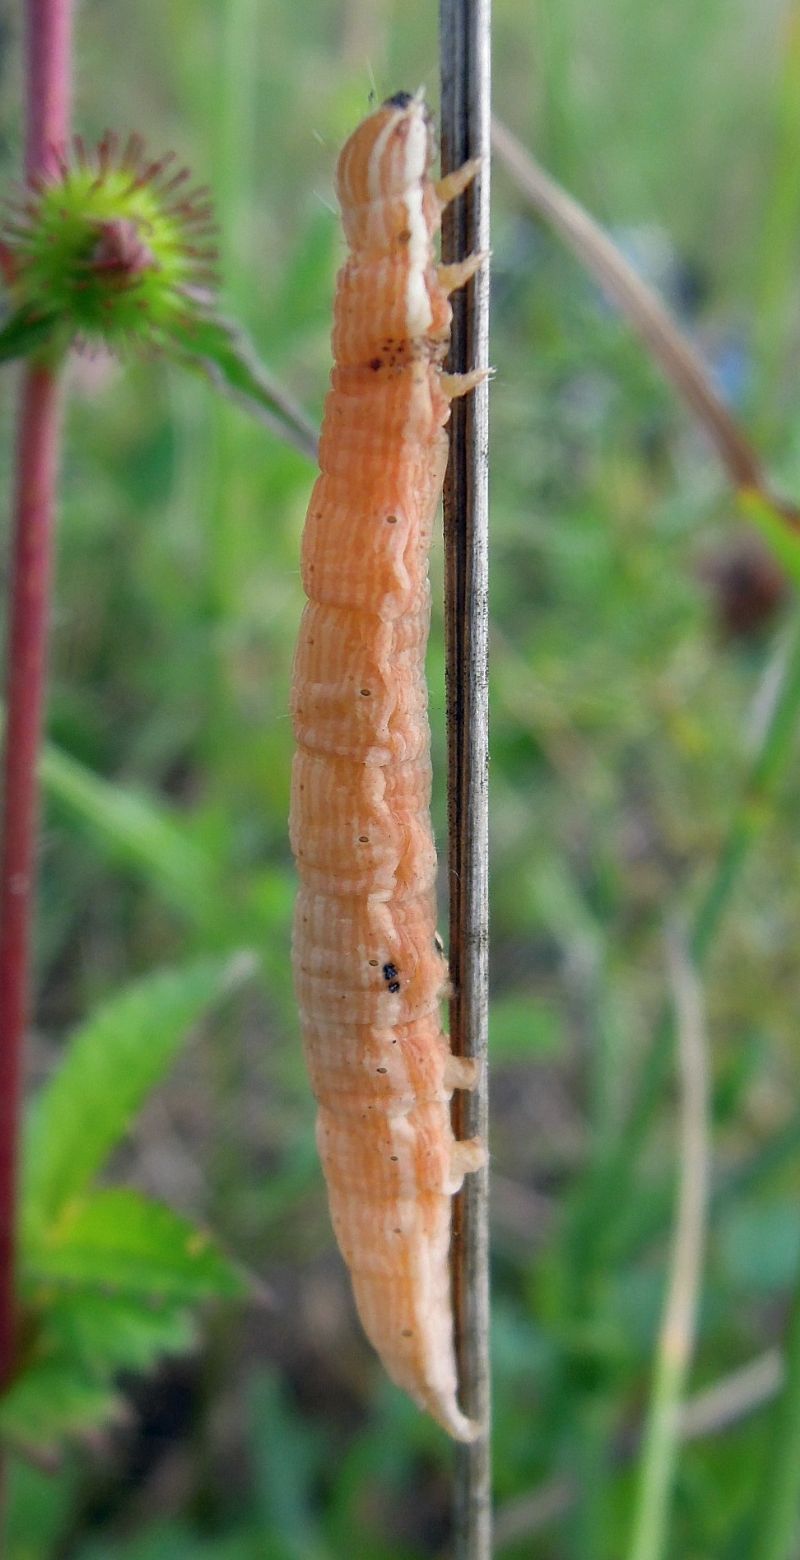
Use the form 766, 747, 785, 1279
439, 2, 492, 1556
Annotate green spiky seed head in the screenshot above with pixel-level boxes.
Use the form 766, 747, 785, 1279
3, 134, 217, 350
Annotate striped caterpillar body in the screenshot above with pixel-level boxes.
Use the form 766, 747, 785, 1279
290, 92, 487, 1442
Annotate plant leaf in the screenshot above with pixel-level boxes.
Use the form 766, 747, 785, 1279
164, 306, 319, 462
4, 1455, 81, 1560
0, 1359, 124, 1456
26, 1189, 248, 1302
22, 956, 250, 1228
41, 1288, 198, 1375
0, 306, 60, 363
2, 1269, 209, 1460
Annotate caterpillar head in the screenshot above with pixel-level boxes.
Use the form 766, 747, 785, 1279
336, 90, 435, 208
336, 92, 438, 256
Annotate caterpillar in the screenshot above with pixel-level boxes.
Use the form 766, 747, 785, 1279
290, 90, 487, 1442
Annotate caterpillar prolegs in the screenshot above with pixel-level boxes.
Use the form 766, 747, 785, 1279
290, 92, 487, 1441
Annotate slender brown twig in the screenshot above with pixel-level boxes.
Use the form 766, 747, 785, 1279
0, 0, 72, 1395
491, 115, 800, 536
439, 2, 492, 1556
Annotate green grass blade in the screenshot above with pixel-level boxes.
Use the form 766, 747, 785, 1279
750, 1279, 800, 1560
40, 740, 217, 918
572, 616, 800, 1268
627, 937, 710, 1560
740, 489, 800, 591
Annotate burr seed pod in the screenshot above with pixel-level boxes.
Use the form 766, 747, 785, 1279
2, 132, 217, 350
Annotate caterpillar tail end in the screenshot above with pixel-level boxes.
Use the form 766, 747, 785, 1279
426, 1394, 483, 1443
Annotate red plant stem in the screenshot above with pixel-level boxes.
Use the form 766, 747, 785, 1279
0, 368, 63, 1387
25, 0, 73, 176
0, 0, 71, 1394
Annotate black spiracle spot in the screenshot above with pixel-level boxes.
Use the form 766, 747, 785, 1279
382, 962, 401, 994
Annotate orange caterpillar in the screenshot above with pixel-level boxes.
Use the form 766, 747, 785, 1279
290, 91, 486, 1441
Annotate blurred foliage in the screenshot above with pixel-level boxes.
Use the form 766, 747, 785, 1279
2, 960, 249, 1460
1, 0, 800, 1555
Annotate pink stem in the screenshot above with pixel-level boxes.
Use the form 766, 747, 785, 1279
0, 0, 71, 1393
25, 0, 73, 176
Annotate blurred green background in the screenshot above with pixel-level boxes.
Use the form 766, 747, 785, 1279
4, 0, 800, 1554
